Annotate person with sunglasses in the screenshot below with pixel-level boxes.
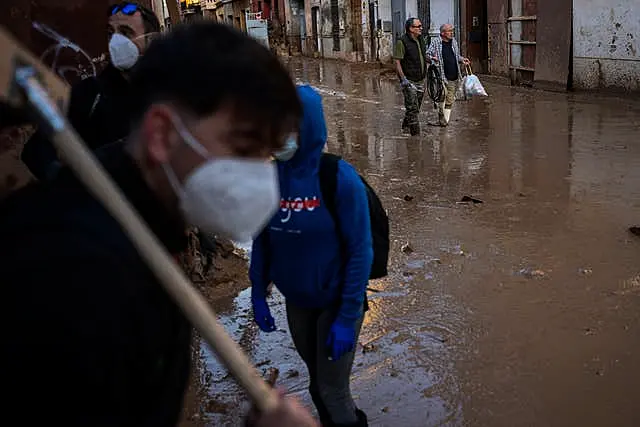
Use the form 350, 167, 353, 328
393, 17, 427, 136
21, 2, 160, 181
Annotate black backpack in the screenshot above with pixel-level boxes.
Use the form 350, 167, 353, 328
318, 153, 390, 280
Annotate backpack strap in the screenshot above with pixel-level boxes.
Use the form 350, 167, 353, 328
319, 152, 341, 227
318, 152, 371, 312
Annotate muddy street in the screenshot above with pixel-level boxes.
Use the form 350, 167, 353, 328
182, 58, 640, 427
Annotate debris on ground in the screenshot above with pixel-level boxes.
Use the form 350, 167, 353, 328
426, 256, 442, 266
285, 369, 300, 379
403, 194, 414, 201
265, 367, 280, 386
459, 195, 484, 204
401, 242, 414, 254
578, 267, 593, 276
205, 398, 231, 414
441, 244, 465, 256
516, 267, 547, 279
362, 342, 377, 353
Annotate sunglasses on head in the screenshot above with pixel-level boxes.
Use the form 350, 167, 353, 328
109, 2, 140, 16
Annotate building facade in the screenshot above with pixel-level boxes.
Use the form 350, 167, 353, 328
272, 0, 463, 63
274, 0, 637, 91
483, 0, 637, 91
203, 0, 250, 30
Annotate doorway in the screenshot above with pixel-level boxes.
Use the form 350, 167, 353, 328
289, 0, 305, 53
369, 1, 377, 60
465, 0, 488, 73
311, 6, 320, 53
350, 0, 364, 57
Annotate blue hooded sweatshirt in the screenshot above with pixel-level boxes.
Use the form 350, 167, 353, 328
250, 85, 373, 326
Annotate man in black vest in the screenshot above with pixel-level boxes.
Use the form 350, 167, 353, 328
393, 18, 427, 136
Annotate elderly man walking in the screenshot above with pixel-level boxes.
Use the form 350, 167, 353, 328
394, 17, 427, 136
427, 24, 470, 126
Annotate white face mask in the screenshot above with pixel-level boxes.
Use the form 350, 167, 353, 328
163, 117, 280, 242
109, 33, 140, 70
273, 135, 298, 161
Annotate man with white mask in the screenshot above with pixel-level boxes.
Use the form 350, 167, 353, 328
22, 2, 160, 181
1, 22, 316, 426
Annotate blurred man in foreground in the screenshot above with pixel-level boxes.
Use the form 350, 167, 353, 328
1, 22, 317, 426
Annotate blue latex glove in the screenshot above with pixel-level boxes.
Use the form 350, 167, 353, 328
400, 77, 411, 88
326, 321, 356, 361
252, 298, 276, 332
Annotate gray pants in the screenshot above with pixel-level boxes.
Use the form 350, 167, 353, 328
286, 302, 364, 425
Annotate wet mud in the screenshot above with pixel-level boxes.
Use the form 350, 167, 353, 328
185, 57, 640, 426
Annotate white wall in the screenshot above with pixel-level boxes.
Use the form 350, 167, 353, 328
429, 0, 456, 36
573, 0, 639, 90
405, 0, 418, 20
377, 0, 394, 62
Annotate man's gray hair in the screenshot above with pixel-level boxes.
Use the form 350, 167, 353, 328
440, 23, 453, 32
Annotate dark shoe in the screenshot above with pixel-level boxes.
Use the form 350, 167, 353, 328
409, 124, 420, 136
333, 409, 368, 427
630, 226, 640, 237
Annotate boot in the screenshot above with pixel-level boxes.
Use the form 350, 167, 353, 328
401, 117, 410, 133
437, 102, 447, 126
409, 123, 420, 136
444, 108, 452, 125
333, 409, 368, 427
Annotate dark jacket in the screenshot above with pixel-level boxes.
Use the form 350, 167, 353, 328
1, 142, 191, 426
399, 34, 427, 82
21, 65, 133, 180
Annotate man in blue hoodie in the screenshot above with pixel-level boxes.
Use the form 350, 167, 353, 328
250, 85, 373, 427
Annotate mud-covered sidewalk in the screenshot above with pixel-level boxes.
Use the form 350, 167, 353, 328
180, 58, 640, 427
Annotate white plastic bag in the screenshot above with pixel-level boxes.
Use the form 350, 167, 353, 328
463, 65, 488, 97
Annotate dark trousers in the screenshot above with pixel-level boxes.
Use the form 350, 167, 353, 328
286, 301, 364, 426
